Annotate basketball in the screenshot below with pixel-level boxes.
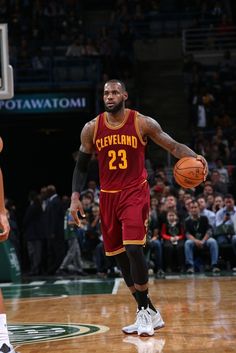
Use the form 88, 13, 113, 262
173, 157, 205, 188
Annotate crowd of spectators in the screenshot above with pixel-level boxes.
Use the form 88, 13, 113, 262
1, 0, 236, 278
4, 156, 236, 279
2, 0, 234, 86
183, 48, 236, 193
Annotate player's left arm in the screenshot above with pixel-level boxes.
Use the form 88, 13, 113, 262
138, 114, 208, 179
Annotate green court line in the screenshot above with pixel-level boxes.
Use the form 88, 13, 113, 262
0, 279, 115, 299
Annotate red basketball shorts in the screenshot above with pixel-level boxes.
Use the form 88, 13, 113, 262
99, 181, 150, 256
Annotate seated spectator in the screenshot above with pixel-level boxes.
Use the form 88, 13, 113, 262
206, 193, 215, 211
146, 210, 165, 279
202, 182, 215, 200
213, 111, 233, 129
150, 196, 159, 223
80, 190, 94, 212
95, 240, 121, 278
161, 210, 185, 273
210, 169, 228, 194
31, 47, 49, 72
181, 195, 194, 219
150, 173, 168, 202
215, 194, 236, 271
84, 37, 99, 56
197, 196, 216, 229
158, 195, 184, 228
215, 158, 229, 183
87, 180, 100, 204
65, 36, 86, 57
177, 188, 186, 207
212, 193, 224, 213
212, 129, 230, 163
184, 201, 220, 274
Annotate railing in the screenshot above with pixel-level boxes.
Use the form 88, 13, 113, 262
12, 54, 102, 90
182, 26, 236, 54
85, 12, 210, 39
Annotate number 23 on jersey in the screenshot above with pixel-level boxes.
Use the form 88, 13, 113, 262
108, 149, 128, 170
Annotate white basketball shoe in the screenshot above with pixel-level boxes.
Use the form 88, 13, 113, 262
122, 308, 165, 335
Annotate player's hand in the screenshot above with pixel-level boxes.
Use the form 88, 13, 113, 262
0, 213, 10, 243
196, 155, 208, 181
69, 194, 85, 227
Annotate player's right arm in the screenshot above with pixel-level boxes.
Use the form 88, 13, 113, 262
70, 119, 96, 226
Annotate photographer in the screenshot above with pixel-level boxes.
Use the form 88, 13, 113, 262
215, 194, 236, 271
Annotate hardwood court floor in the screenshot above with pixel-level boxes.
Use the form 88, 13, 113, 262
3, 275, 236, 353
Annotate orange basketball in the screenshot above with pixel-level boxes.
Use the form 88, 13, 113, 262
173, 157, 205, 189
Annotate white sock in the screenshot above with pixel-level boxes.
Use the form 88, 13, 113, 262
0, 314, 10, 346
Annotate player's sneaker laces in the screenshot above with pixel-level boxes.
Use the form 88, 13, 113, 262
122, 307, 165, 335
136, 307, 154, 336
0, 343, 18, 353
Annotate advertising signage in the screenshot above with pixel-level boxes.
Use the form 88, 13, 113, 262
0, 92, 91, 114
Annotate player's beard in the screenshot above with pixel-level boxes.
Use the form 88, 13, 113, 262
104, 100, 124, 113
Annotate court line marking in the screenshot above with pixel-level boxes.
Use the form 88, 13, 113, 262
112, 278, 122, 294
6, 295, 69, 304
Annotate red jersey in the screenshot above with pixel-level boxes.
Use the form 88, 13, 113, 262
93, 109, 147, 191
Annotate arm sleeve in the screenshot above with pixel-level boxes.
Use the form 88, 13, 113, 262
72, 150, 92, 193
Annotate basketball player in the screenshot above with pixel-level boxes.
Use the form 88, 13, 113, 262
70, 79, 208, 336
0, 137, 17, 353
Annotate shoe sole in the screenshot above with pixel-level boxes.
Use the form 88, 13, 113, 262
139, 331, 154, 337
122, 323, 165, 334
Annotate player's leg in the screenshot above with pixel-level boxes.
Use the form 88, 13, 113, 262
118, 182, 164, 335
0, 290, 16, 352
116, 247, 164, 336
115, 250, 158, 312
100, 189, 164, 335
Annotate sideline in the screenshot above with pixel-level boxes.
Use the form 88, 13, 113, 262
112, 278, 122, 295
